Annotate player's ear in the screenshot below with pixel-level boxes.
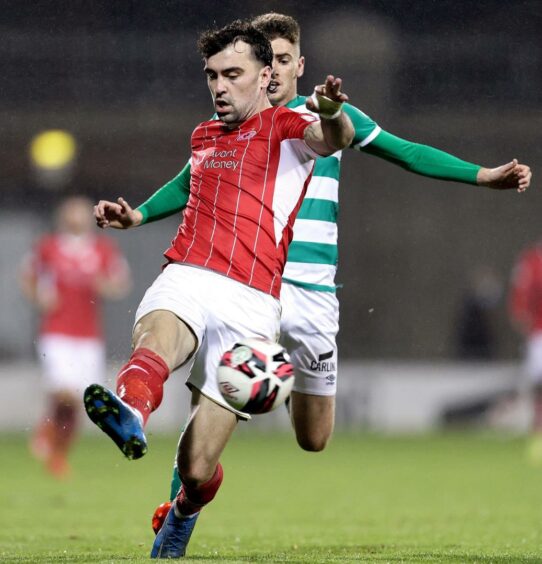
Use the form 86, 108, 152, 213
297, 56, 305, 79
260, 65, 272, 88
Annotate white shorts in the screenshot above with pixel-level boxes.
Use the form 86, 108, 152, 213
135, 264, 281, 419
525, 332, 542, 385
37, 334, 106, 393
279, 283, 339, 396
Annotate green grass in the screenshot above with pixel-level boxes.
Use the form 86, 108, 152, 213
1, 431, 542, 562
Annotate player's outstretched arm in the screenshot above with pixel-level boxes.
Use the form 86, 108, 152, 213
136, 162, 191, 225
95, 162, 192, 229
304, 75, 354, 156
94, 197, 142, 229
358, 128, 532, 193
476, 159, 531, 192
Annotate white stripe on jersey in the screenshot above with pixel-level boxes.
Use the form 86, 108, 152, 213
203, 175, 221, 267
282, 261, 337, 287
304, 175, 339, 202
292, 219, 338, 245
226, 113, 262, 277
272, 138, 315, 247
248, 109, 275, 287
183, 125, 211, 262
353, 125, 382, 149
182, 174, 204, 262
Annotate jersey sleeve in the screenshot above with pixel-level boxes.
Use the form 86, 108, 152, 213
342, 103, 381, 149
276, 108, 318, 140
137, 161, 192, 225
361, 129, 481, 185
275, 108, 320, 160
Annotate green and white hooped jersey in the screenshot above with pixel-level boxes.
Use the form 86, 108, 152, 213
282, 95, 381, 293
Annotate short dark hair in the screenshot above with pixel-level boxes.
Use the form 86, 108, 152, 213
251, 12, 300, 45
198, 20, 273, 67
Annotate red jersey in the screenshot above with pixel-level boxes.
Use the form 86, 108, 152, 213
24, 234, 129, 338
509, 244, 542, 334
165, 106, 318, 298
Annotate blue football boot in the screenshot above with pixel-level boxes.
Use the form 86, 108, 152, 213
83, 383, 147, 460
150, 504, 199, 558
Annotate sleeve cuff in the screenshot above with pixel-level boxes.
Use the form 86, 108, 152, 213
136, 204, 149, 225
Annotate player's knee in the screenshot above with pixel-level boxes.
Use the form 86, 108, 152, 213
177, 454, 216, 488
296, 431, 331, 452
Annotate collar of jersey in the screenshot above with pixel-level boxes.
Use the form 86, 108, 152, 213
285, 95, 307, 109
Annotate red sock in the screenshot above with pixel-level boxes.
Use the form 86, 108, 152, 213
176, 463, 224, 516
116, 348, 170, 425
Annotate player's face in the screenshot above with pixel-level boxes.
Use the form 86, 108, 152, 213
57, 198, 94, 235
267, 38, 304, 107
205, 41, 272, 127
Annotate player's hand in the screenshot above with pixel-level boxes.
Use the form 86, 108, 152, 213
94, 197, 143, 229
36, 289, 58, 313
306, 75, 349, 119
477, 159, 532, 193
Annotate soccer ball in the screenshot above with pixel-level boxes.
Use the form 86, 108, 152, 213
217, 338, 294, 414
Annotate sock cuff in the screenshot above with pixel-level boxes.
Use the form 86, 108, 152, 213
178, 462, 224, 509
130, 347, 170, 377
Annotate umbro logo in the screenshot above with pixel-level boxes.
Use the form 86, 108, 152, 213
236, 129, 257, 141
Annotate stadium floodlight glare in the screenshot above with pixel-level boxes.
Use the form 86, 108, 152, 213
30, 130, 77, 170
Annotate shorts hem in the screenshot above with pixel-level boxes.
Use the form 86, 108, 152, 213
291, 386, 337, 397
186, 382, 252, 421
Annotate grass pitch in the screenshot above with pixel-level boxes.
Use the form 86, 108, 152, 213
0, 431, 541, 562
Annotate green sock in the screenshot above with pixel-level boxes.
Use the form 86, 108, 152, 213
170, 463, 182, 501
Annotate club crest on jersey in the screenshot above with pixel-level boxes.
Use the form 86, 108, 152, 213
236, 129, 257, 142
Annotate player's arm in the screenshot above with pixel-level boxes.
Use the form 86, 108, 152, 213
303, 75, 354, 156
18, 246, 58, 312
94, 162, 192, 229
360, 126, 531, 192
19, 259, 39, 305
95, 242, 133, 300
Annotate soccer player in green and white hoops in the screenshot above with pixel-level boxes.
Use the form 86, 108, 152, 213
98, 13, 531, 534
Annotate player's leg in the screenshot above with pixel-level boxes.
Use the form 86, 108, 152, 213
280, 283, 339, 452
84, 264, 206, 459
31, 390, 77, 478
524, 333, 542, 462
152, 270, 280, 555
151, 391, 236, 558
289, 392, 335, 452
33, 335, 100, 477
84, 309, 197, 459
151, 360, 204, 535
46, 390, 79, 476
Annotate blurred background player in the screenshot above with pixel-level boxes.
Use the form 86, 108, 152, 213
20, 196, 131, 478
509, 239, 542, 458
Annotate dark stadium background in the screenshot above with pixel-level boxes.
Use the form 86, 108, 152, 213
1, 0, 540, 362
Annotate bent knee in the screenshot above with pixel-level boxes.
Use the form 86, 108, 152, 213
177, 456, 216, 488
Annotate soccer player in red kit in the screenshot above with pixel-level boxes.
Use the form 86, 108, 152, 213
509, 242, 542, 457
85, 21, 354, 558
19, 196, 131, 478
